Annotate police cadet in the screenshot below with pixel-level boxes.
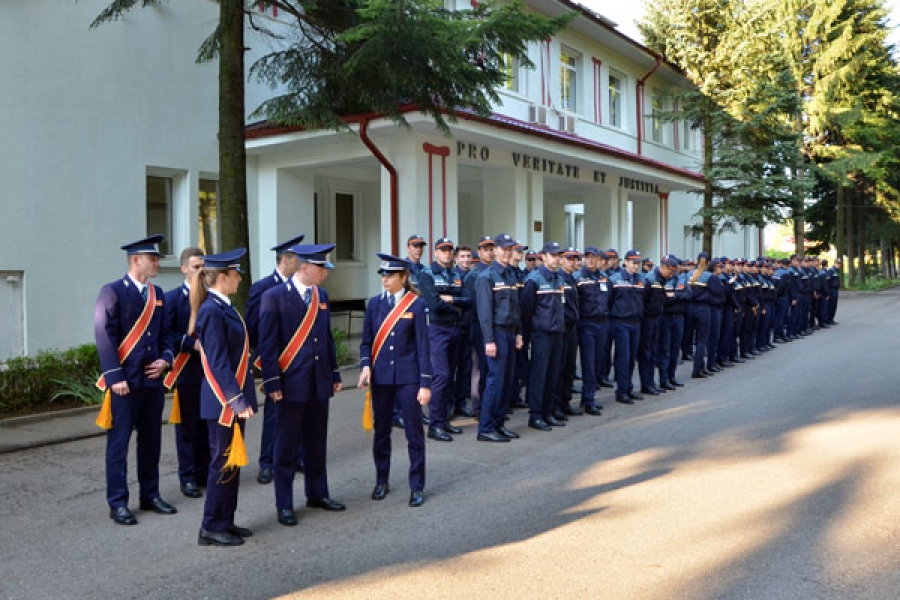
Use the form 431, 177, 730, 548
358, 253, 432, 507
705, 259, 726, 372
189, 248, 256, 547
637, 255, 668, 394
452, 245, 476, 418
521, 241, 566, 430
658, 256, 690, 389
555, 247, 582, 417
828, 258, 842, 324
786, 254, 804, 339
680, 259, 697, 361
419, 237, 469, 442
757, 260, 777, 350
475, 233, 523, 442
600, 248, 621, 385
716, 258, 739, 366
685, 252, 720, 378
162, 247, 209, 499
405, 234, 427, 286
739, 259, 761, 358
510, 242, 530, 411
772, 258, 792, 343
608, 249, 645, 404
463, 236, 496, 418
574, 246, 610, 415
245, 234, 305, 485
95, 234, 176, 526
258, 244, 345, 527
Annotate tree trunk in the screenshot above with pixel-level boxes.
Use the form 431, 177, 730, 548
856, 193, 866, 285
702, 106, 714, 253
846, 188, 856, 286
835, 182, 846, 288
219, 2, 251, 310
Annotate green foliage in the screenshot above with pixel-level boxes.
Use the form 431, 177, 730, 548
846, 277, 900, 292
331, 327, 352, 366
0, 344, 102, 414
49, 376, 104, 406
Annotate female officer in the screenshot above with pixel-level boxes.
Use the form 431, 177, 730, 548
188, 248, 257, 546
357, 253, 432, 507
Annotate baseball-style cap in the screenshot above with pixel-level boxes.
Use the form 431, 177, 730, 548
494, 233, 518, 248
624, 249, 641, 260
541, 241, 563, 254
583, 246, 601, 256
607, 248, 619, 258
562, 247, 582, 258
407, 234, 426, 246
477, 236, 495, 248
434, 237, 454, 250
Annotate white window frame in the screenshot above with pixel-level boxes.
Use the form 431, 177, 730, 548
560, 46, 579, 113
146, 166, 188, 258
330, 187, 362, 264
608, 69, 625, 129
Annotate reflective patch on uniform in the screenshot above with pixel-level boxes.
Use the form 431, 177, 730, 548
599, 283, 608, 291
401, 312, 414, 319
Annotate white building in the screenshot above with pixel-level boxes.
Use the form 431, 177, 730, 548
0, 0, 759, 359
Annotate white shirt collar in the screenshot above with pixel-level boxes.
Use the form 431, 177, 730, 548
385, 289, 405, 305
291, 274, 314, 299
126, 274, 146, 294
208, 288, 231, 306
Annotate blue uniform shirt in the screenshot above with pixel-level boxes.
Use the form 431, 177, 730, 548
520, 265, 565, 337
608, 270, 645, 320
359, 291, 433, 388
419, 262, 470, 326
476, 261, 521, 343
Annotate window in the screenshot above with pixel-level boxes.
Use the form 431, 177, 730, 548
609, 72, 622, 127
334, 192, 356, 261
560, 48, 578, 112
501, 52, 519, 93
198, 178, 220, 254
146, 175, 173, 256
650, 95, 663, 143
682, 120, 694, 152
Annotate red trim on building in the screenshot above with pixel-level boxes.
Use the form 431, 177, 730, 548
592, 57, 603, 124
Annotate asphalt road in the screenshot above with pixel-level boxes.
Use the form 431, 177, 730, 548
1, 288, 899, 600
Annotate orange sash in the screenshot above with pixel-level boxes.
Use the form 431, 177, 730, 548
95, 283, 157, 391
371, 292, 417, 366
163, 350, 191, 389
277, 286, 320, 372
199, 311, 251, 427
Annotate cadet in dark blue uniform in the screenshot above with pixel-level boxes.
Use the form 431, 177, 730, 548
705, 259, 726, 372
258, 244, 345, 527
521, 242, 566, 430
555, 247, 583, 417
357, 254, 433, 507
163, 247, 208, 499
95, 234, 176, 526
419, 238, 469, 441
608, 250, 646, 404
452, 245, 476, 418
685, 252, 719, 378
658, 256, 690, 388
190, 248, 257, 547
463, 237, 496, 416
475, 233, 523, 441
245, 235, 305, 485
828, 258, 842, 324
574, 247, 610, 415
638, 257, 669, 394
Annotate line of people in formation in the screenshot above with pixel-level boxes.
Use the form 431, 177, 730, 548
94, 232, 841, 547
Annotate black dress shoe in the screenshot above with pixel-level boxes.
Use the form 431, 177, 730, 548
408, 491, 425, 508
497, 425, 520, 439
702, 369, 714, 376
109, 506, 137, 526
140, 497, 177, 515
528, 418, 552, 431
181, 482, 202, 499
660, 382, 677, 391
372, 483, 389, 501
306, 498, 346, 511
428, 427, 453, 442
640, 387, 660, 396
562, 404, 583, 416
671, 379, 685, 387
444, 423, 463, 434
707, 364, 721, 373
277, 509, 298, 526
627, 391, 644, 401
552, 409, 568, 421
718, 361, 734, 368
583, 404, 603, 416
393, 417, 405, 429
456, 405, 475, 418
545, 415, 567, 427
477, 431, 510, 442
616, 396, 634, 405
692, 372, 708, 379
228, 524, 253, 537
198, 528, 244, 546
257, 467, 273, 484
731, 357, 746, 364
599, 379, 615, 388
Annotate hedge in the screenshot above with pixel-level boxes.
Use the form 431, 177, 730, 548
0, 344, 101, 413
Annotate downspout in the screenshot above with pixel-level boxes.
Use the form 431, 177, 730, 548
636, 55, 662, 156
359, 117, 399, 256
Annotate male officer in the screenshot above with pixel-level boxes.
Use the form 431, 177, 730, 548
95, 234, 176, 525
246, 234, 305, 484
475, 233, 522, 442
405, 234, 427, 285
452, 245, 476, 418
658, 256, 690, 389
706, 259, 726, 372
258, 244, 345, 526
828, 258, 842, 324
555, 247, 582, 417
419, 237, 469, 441
463, 236, 496, 417
509, 242, 531, 410
574, 247, 610, 415
162, 247, 208, 499
520, 241, 566, 430
608, 250, 646, 404
638, 256, 670, 394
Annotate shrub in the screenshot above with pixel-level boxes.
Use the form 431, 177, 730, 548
332, 327, 353, 366
0, 344, 101, 414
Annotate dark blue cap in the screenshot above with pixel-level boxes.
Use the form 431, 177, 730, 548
293, 243, 335, 269
494, 233, 517, 248
697, 251, 710, 261
661, 256, 679, 268
607, 248, 619, 257
407, 234, 426, 246
514, 241, 529, 251
624, 249, 641, 260
203, 247, 246, 271
376, 252, 410, 274
584, 245, 601, 256
478, 236, 495, 248
434, 237, 454, 250
525, 251, 538, 258
121, 234, 165, 257
710, 259, 722, 269
270, 235, 305, 254
563, 247, 582, 258
541, 241, 562, 254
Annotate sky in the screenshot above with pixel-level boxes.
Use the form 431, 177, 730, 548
580, 0, 900, 48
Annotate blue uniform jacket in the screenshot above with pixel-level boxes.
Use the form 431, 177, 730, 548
195, 294, 257, 419
664, 272, 692, 315
94, 276, 166, 389
258, 282, 341, 402
359, 292, 433, 388
162, 283, 203, 384
476, 261, 522, 343
520, 265, 565, 338
642, 268, 668, 316
419, 262, 470, 326
573, 267, 610, 320
245, 270, 284, 350
608, 270, 645, 320
687, 270, 714, 304
560, 270, 580, 324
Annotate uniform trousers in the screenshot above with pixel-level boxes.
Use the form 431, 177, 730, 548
686, 303, 710, 375
718, 307, 735, 363
174, 382, 209, 486
740, 309, 757, 355
274, 400, 330, 510
658, 314, 684, 385
106, 386, 164, 508
202, 419, 245, 533
756, 304, 771, 347
453, 324, 473, 411
817, 294, 830, 326
555, 323, 578, 409
828, 288, 839, 322
610, 319, 640, 396
707, 306, 722, 368
428, 323, 458, 430
773, 296, 789, 339
470, 326, 487, 412
259, 395, 304, 470
527, 331, 563, 420
638, 314, 661, 389
479, 328, 516, 435
577, 319, 609, 406
372, 383, 425, 492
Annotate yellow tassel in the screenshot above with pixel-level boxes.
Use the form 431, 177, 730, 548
362, 387, 374, 431
223, 423, 249, 470
168, 389, 182, 425
95, 389, 113, 430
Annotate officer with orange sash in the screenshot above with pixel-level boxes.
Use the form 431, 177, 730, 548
258, 244, 345, 527
94, 234, 176, 526
358, 253, 432, 507
191, 248, 257, 547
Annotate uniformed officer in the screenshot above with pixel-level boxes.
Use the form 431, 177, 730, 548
162, 247, 209, 499
419, 237, 469, 441
245, 234, 305, 485
638, 256, 671, 394
772, 258, 792, 343
190, 247, 256, 547
258, 244, 345, 527
357, 254, 432, 507
828, 258, 842, 324
521, 241, 566, 430
405, 234, 427, 286
475, 233, 523, 442
555, 247, 582, 417
452, 245, 476, 418
510, 242, 530, 411
608, 250, 645, 404
685, 252, 719, 378
95, 234, 177, 526
658, 256, 690, 389
705, 259, 726, 372
574, 246, 611, 415
463, 236, 496, 417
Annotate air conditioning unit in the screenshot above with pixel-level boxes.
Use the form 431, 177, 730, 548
558, 114, 576, 134
528, 104, 547, 125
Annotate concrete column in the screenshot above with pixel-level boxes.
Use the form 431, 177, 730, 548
528, 172, 544, 250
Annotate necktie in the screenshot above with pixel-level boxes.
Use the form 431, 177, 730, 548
141, 286, 148, 301
387, 293, 395, 308
303, 287, 312, 306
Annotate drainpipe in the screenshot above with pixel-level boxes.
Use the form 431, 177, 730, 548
359, 117, 399, 256
636, 55, 662, 156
